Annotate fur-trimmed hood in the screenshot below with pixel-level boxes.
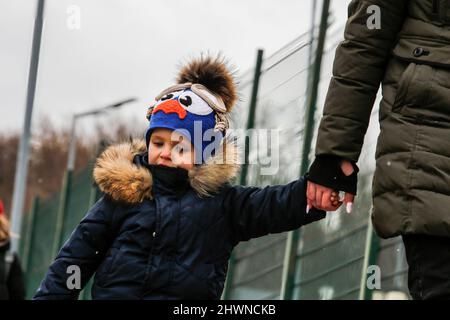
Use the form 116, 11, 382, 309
93, 139, 240, 204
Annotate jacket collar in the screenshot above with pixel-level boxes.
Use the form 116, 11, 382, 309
135, 155, 190, 197
93, 139, 240, 203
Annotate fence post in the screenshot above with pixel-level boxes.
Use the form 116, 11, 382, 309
22, 196, 40, 275
359, 219, 381, 300
280, 0, 331, 300
79, 140, 107, 300
18, 206, 29, 263
52, 169, 73, 259
9, 0, 45, 254
222, 49, 264, 300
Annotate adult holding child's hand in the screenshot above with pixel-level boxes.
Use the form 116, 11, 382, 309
304, 0, 450, 301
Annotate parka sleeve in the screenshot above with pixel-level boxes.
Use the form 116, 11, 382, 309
222, 176, 326, 243
33, 196, 117, 300
315, 0, 409, 161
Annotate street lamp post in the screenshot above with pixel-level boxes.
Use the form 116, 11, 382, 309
66, 98, 136, 171
51, 98, 136, 258
10, 0, 45, 254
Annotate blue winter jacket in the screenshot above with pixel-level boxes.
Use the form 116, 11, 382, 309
33, 140, 325, 300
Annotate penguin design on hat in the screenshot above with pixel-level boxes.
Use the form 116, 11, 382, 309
145, 55, 238, 163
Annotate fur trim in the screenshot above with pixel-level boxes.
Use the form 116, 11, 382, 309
93, 140, 153, 203
93, 139, 240, 204
176, 55, 238, 112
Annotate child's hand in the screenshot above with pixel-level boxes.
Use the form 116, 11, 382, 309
330, 191, 342, 208
330, 191, 352, 211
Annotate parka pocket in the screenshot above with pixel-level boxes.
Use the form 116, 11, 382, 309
431, 0, 450, 24
96, 247, 119, 286
392, 62, 416, 113
390, 62, 449, 124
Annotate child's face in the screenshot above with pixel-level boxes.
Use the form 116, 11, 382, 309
147, 128, 195, 170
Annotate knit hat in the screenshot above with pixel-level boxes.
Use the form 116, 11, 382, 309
145, 56, 237, 164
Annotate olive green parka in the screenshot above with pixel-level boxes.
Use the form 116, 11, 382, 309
315, 0, 450, 238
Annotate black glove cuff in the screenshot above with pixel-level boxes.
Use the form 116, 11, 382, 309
306, 155, 359, 195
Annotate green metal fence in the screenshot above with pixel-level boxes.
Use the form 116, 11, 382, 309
223, 9, 409, 300
19, 163, 99, 299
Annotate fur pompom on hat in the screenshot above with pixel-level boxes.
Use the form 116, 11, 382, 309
145, 55, 238, 163
175, 55, 238, 112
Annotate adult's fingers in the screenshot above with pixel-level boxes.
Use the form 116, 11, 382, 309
344, 192, 355, 213
320, 189, 332, 209
307, 181, 346, 211
307, 181, 316, 211
315, 188, 324, 210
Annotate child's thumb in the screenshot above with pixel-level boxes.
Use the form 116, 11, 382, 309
344, 193, 355, 213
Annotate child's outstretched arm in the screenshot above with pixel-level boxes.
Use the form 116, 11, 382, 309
222, 176, 326, 244
33, 196, 118, 300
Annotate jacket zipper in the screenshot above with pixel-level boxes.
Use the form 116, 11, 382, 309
432, 0, 439, 15
140, 198, 160, 298
167, 198, 181, 285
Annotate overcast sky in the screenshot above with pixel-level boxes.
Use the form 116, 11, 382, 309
0, 0, 349, 137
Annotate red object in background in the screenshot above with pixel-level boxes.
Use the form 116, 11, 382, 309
0, 199, 4, 216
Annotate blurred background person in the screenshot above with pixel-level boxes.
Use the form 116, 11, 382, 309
0, 199, 26, 300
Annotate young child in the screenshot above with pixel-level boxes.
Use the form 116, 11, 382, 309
34, 56, 329, 300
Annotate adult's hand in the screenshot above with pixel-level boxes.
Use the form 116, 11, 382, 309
306, 159, 356, 213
